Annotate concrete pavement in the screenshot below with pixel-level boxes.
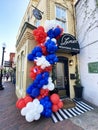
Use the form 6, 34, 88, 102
0, 81, 98, 130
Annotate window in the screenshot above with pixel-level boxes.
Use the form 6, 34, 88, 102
20, 52, 25, 90
55, 5, 67, 32
35, 20, 40, 27
17, 56, 20, 87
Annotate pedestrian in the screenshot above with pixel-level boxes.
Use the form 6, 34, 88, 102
6, 73, 9, 81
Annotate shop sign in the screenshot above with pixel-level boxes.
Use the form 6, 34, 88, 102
88, 62, 98, 73
57, 33, 80, 54
4, 61, 12, 67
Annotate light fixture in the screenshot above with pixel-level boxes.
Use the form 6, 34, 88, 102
69, 60, 73, 66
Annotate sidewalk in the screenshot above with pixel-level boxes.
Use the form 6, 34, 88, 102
0, 82, 98, 130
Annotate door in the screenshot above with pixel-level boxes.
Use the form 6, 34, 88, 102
54, 56, 70, 98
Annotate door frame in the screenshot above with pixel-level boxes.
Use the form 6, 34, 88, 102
56, 56, 70, 97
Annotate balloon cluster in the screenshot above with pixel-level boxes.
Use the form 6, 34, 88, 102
16, 20, 64, 122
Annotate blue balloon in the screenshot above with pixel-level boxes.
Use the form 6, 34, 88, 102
27, 54, 34, 61
46, 102, 52, 108
40, 96, 52, 118
32, 46, 42, 54
31, 88, 40, 97
45, 109, 52, 118
54, 27, 62, 37
36, 52, 42, 57
36, 73, 42, 81
37, 84, 42, 89
44, 96, 50, 101
40, 99, 44, 104
46, 54, 58, 64
27, 46, 43, 61
26, 83, 35, 95
45, 39, 58, 54
26, 87, 32, 95
47, 29, 54, 39
40, 80, 46, 86
47, 27, 62, 39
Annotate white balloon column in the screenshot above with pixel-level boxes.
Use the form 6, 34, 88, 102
16, 20, 64, 122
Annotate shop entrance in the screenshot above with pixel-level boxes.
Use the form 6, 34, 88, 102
53, 56, 70, 98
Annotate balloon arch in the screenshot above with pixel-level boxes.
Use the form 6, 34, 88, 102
16, 20, 64, 122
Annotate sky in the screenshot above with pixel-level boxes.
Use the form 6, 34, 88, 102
0, 0, 29, 63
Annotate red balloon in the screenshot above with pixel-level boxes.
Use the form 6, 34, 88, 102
30, 66, 42, 80
52, 105, 59, 112
16, 98, 26, 109
58, 101, 63, 109
40, 88, 45, 95
33, 27, 47, 44
37, 26, 45, 31
44, 66, 52, 72
50, 94, 60, 104
24, 95, 33, 104
37, 95, 42, 100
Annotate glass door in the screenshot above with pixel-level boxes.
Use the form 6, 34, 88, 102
54, 56, 70, 98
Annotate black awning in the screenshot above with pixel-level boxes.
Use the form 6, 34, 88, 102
57, 33, 80, 55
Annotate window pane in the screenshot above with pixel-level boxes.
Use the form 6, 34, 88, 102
56, 20, 66, 32
56, 63, 65, 88
35, 20, 40, 27
56, 5, 66, 32
56, 5, 66, 20
56, 6, 59, 18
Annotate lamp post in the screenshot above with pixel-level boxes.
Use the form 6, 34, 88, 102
0, 43, 6, 90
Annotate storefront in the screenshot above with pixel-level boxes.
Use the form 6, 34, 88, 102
16, 0, 79, 99
51, 33, 80, 98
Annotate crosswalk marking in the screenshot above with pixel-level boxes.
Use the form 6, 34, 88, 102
51, 100, 94, 123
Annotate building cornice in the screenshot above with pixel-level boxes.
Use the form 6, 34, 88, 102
16, 22, 36, 47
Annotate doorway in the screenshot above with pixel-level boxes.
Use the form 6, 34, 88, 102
52, 56, 70, 98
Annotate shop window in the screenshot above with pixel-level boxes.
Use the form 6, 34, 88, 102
20, 52, 25, 90
17, 56, 20, 88
55, 5, 67, 32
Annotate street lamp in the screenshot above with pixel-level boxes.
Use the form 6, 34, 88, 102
0, 43, 6, 90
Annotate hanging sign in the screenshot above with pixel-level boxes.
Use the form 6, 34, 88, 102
57, 33, 80, 55
33, 8, 42, 20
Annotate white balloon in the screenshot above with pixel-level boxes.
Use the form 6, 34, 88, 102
37, 105, 44, 113
48, 84, 55, 91
48, 77, 52, 82
34, 114, 40, 120
21, 98, 45, 122
25, 113, 34, 122
51, 38, 56, 43
29, 109, 36, 115
43, 85, 47, 89
33, 99, 40, 106
35, 56, 50, 69
21, 107, 27, 116
26, 102, 33, 108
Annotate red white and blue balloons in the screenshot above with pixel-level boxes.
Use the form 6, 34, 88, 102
16, 20, 64, 122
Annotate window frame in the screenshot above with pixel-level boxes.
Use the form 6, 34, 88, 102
55, 4, 67, 32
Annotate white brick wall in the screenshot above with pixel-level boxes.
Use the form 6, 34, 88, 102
75, 0, 98, 106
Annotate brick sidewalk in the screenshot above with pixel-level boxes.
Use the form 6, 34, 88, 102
0, 82, 83, 130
